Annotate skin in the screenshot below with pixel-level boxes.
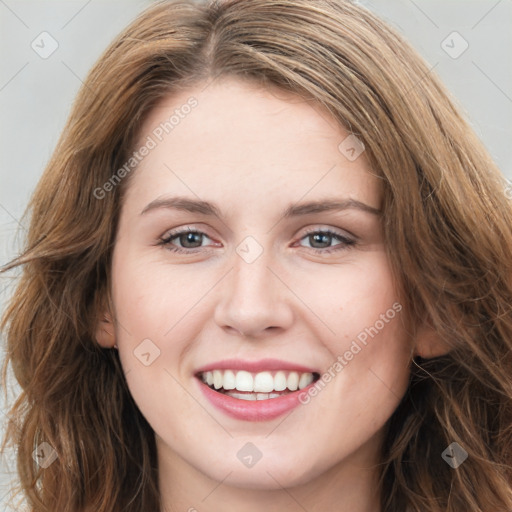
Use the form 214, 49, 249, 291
95, 77, 440, 511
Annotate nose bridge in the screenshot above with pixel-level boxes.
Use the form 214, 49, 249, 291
229, 233, 275, 298
214, 238, 293, 337
231, 243, 277, 312
233, 246, 272, 298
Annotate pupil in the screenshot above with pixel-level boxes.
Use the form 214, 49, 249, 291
181, 232, 201, 248
312, 233, 330, 248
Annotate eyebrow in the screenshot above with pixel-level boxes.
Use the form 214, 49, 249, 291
140, 196, 381, 218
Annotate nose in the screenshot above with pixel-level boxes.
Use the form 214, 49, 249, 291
213, 248, 294, 339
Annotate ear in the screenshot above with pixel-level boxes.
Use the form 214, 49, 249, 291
413, 322, 451, 358
95, 311, 117, 349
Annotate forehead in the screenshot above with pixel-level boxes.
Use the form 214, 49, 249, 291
124, 77, 381, 214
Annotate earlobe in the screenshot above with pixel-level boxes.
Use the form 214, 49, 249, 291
413, 323, 451, 359
95, 312, 117, 349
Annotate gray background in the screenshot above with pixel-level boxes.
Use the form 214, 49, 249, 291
1, 1, 511, 509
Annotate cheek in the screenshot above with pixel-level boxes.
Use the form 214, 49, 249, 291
302, 253, 410, 410
111, 248, 207, 340
305, 252, 399, 344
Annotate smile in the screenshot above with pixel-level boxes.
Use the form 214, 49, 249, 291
195, 359, 321, 421
199, 370, 319, 400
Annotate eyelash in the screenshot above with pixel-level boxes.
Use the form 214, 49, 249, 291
158, 227, 356, 255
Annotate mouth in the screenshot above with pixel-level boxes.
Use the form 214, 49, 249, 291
197, 369, 321, 401
194, 359, 322, 421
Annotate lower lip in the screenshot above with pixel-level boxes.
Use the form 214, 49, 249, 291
197, 378, 316, 421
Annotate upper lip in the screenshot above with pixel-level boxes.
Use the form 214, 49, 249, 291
195, 358, 319, 375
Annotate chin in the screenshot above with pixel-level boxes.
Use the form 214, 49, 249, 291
205, 459, 318, 491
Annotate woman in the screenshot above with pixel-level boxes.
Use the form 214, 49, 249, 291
2, 0, 512, 510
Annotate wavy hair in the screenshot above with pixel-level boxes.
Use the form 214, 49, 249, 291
2, 0, 512, 510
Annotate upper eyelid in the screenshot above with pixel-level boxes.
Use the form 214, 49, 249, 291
301, 226, 356, 240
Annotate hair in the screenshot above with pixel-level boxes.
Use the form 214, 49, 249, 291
1, 0, 512, 510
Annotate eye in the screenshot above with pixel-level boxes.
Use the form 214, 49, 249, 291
158, 227, 215, 254
296, 228, 356, 254
158, 226, 356, 255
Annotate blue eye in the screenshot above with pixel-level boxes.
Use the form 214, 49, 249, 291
298, 228, 356, 253
159, 228, 212, 253
158, 227, 356, 254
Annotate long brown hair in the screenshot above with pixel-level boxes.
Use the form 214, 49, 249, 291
2, 0, 512, 510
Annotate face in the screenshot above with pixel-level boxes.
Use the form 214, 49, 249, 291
107, 77, 412, 491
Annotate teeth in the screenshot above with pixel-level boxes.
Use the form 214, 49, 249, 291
287, 371, 299, 391
225, 392, 282, 401
200, 369, 316, 394
235, 370, 253, 392
274, 371, 287, 391
254, 371, 274, 392
228, 392, 257, 401
223, 370, 236, 390
213, 370, 223, 390
299, 372, 314, 389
